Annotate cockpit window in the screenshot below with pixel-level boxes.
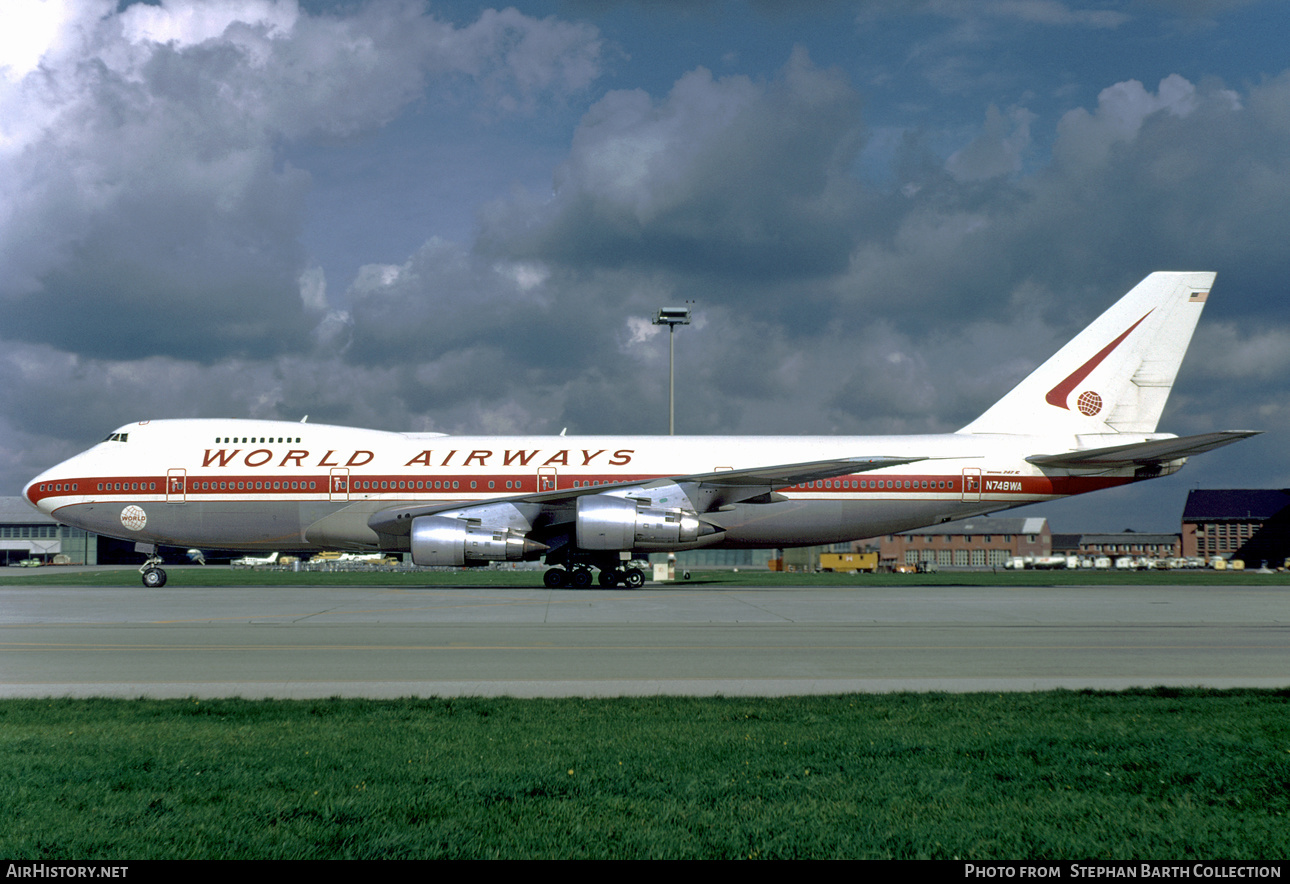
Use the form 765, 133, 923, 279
102, 433, 129, 442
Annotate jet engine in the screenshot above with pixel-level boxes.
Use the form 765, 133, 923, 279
410, 515, 546, 567
575, 494, 704, 551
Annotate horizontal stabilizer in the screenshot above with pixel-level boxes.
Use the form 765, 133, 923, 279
1025, 431, 1260, 469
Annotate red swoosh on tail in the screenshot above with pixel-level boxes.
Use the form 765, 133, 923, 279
1045, 310, 1153, 410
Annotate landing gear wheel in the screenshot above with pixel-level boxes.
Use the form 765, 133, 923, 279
543, 568, 568, 588
623, 567, 645, 588
598, 569, 620, 588
142, 567, 167, 588
570, 567, 594, 589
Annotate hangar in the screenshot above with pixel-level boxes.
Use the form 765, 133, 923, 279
0, 496, 97, 565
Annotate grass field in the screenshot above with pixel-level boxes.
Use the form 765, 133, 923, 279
3, 565, 1290, 587
3, 691, 1289, 859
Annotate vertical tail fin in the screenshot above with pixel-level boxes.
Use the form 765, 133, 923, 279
960, 272, 1215, 436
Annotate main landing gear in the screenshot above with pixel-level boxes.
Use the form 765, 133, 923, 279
139, 553, 167, 588
543, 565, 645, 589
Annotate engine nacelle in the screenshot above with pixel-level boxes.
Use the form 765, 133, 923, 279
410, 516, 545, 567
575, 495, 703, 551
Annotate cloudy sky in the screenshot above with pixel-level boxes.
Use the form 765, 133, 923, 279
4, 0, 1289, 533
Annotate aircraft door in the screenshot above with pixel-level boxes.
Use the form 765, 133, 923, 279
537, 467, 558, 492
961, 468, 981, 502
166, 469, 186, 503
329, 468, 350, 502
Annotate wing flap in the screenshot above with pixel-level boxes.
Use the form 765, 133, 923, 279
1025, 430, 1259, 469
660, 455, 927, 488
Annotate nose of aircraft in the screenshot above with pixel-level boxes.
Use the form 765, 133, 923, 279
23, 456, 78, 515
24, 467, 56, 513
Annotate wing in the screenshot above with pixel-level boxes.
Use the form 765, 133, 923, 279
367, 454, 926, 537
1025, 430, 1259, 469
659, 454, 927, 490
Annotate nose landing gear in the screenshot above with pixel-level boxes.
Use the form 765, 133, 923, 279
139, 552, 167, 587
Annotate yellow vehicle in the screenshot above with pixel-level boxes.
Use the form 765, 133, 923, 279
819, 552, 879, 573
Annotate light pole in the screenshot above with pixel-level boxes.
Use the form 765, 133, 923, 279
653, 306, 691, 435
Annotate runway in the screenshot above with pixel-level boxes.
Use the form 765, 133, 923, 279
2, 579, 1288, 697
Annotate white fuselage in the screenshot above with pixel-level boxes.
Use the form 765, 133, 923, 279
25, 418, 1158, 553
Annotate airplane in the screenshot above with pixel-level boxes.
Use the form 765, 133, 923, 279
24, 272, 1257, 589
318, 552, 396, 564
230, 551, 279, 567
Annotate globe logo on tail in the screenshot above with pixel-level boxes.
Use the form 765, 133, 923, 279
1076, 390, 1103, 416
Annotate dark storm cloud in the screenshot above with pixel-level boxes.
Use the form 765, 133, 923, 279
0, 0, 605, 362
832, 74, 1290, 326
0, 0, 607, 486
481, 48, 867, 287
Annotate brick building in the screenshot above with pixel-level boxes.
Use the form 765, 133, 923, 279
877, 516, 1049, 568
1181, 489, 1290, 564
1073, 532, 1182, 560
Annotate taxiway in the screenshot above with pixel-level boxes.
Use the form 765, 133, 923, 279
2, 580, 1287, 697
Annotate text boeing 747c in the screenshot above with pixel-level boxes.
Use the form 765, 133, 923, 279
25, 272, 1257, 587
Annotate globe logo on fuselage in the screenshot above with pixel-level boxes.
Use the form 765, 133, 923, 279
120, 505, 147, 531
1076, 390, 1103, 416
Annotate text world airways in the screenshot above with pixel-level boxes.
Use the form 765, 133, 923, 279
200, 447, 637, 469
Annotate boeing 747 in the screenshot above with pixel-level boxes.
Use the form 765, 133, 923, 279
25, 272, 1256, 587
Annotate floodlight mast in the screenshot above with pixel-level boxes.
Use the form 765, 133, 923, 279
653, 306, 691, 435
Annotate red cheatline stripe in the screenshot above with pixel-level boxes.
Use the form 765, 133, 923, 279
29, 473, 1135, 504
